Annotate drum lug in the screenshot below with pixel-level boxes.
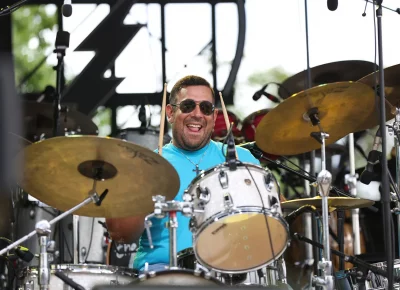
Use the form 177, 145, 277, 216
223, 193, 234, 210
264, 173, 274, 192
218, 171, 229, 189
196, 186, 210, 204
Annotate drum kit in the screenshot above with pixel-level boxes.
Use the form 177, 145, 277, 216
3, 61, 400, 290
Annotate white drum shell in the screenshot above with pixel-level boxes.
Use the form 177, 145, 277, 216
186, 163, 289, 273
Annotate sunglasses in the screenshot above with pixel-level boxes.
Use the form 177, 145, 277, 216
170, 99, 215, 116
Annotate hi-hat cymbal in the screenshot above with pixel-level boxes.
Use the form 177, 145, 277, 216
15, 136, 180, 218
255, 82, 376, 156
279, 60, 376, 99
357, 64, 400, 130
23, 102, 98, 139
281, 197, 374, 211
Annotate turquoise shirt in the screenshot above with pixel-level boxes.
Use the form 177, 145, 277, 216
133, 140, 260, 270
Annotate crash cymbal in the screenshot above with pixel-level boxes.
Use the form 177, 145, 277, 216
357, 64, 400, 130
255, 82, 376, 156
23, 101, 98, 139
281, 197, 374, 211
279, 60, 376, 99
15, 136, 180, 218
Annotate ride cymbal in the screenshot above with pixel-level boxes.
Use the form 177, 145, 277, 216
281, 197, 374, 211
357, 64, 400, 130
279, 60, 376, 99
15, 136, 180, 218
255, 82, 376, 156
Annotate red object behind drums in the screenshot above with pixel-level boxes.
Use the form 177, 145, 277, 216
212, 110, 244, 144
241, 109, 279, 160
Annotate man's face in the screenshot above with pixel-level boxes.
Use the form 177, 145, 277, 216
166, 85, 218, 151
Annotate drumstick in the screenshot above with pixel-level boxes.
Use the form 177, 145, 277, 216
218, 92, 238, 159
158, 83, 167, 155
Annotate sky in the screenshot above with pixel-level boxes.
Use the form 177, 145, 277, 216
40, 0, 400, 170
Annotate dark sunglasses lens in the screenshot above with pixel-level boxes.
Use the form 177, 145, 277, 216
200, 102, 213, 115
180, 100, 196, 113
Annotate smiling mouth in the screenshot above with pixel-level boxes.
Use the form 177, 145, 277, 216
186, 124, 203, 132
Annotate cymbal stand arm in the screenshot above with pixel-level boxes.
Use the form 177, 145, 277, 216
312, 131, 335, 290
345, 133, 361, 256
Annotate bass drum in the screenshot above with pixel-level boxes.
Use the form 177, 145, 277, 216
114, 128, 171, 150
133, 269, 224, 286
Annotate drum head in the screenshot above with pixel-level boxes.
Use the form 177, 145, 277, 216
134, 269, 223, 286
195, 212, 288, 273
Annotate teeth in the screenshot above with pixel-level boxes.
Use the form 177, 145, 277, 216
187, 124, 201, 128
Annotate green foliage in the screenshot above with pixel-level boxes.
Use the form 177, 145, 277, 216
12, 5, 58, 93
247, 66, 290, 86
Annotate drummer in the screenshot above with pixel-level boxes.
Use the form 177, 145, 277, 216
106, 75, 260, 273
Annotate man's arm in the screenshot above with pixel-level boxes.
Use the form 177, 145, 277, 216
105, 214, 147, 244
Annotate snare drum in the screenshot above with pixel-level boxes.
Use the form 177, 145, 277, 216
17, 264, 137, 290
133, 269, 223, 286
186, 162, 289, 273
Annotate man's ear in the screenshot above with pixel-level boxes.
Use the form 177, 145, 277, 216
166, 104, 174, 123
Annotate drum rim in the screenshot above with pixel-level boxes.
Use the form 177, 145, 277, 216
190, 207, 290, 274
134, 268, 224, 284
26, 264, 138, 276
185, 162, 279, 194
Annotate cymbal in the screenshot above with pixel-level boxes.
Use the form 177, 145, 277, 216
281, 197, 374, 211
15, 136, 180, 218
255, 82, 376, 156
357, 64, 400, 130
23, 102, 98, 138
279, 60, 376, 99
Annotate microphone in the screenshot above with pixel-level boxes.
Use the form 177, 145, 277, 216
0, 238, 35, 263
285, 205, 317, 225
360, 128, 382, 185
327, 0, 338, 11
252, 85, 281, 103
62, 0, 72, 17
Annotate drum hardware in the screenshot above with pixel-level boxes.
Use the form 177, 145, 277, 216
293, 233, 400, 286
144, 195, 194, 269
0, 186, 108, 290
345, 132, 362, 259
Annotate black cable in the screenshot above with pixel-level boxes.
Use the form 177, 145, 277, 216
0, 0, 30, 16
279, 155, 314, 177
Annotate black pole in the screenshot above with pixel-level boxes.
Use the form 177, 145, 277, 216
211, 3, 217, 92
304, 0, 320, 276
375, 1, 393, 288
160, 3, 166, 85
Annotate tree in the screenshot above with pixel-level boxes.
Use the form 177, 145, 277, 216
247, 66, 291, 87
12, 5, 58, 93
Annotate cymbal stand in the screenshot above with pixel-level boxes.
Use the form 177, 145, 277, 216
311, 129, 334, 290
345, 133, 361, 256
144, 195, 193, 269
0, 189, 108, 289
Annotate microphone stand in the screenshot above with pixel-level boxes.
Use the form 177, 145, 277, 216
375, 1, 394, 288
0, 0, 31, 16
52, 30, 70, 138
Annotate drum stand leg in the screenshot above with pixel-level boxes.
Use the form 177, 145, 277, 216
73, 215, 80, 264
345, 133, 361, 257
168, 211, 178, 268
311, 131, 334, 290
